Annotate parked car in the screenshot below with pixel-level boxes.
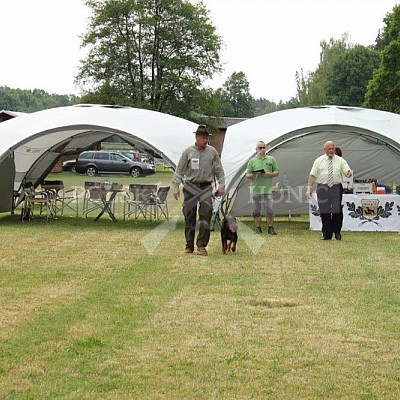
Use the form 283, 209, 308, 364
119, 150, 154, 164
62, 159, 76, 172
75, 150, 156, 177
139, 152, 154, 164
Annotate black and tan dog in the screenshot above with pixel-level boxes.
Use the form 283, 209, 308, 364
220, 209, 238, 254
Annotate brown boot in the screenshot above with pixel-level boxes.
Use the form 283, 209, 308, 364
197, 246, 208, 256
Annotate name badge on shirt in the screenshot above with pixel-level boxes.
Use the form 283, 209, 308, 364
191, 158, 200, 170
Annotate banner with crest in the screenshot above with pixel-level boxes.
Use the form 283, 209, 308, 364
309, 193, 400, 232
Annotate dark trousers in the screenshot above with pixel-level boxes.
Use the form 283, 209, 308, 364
317, 184, 343, 239
182, 183, 213, 249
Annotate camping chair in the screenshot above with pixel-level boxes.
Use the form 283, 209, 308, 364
124, 184, 157, 220
41, 180, 78, 217
21, 184, 56, 221
151, 186, 170, 220
82, 182, 107, 218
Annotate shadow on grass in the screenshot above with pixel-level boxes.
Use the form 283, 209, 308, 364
0, 212, 178, 233
1, 212, 311, 235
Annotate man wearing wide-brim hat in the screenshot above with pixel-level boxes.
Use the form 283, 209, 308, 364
172, 125, 225, 256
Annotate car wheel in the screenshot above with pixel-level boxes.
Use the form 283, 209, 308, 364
131, 166, 142, 177
86, 166, 97, 176
69, 164, 76, 173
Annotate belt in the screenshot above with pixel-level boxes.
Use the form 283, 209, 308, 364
189, 181, 212, 186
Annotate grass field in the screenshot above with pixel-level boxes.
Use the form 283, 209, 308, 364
1, 171, 399, 399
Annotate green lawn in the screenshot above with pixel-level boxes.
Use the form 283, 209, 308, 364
1, 172, 400, 399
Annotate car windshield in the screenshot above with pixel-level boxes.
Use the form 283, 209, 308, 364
111, 153, 127, 161
121, 152, 136, 160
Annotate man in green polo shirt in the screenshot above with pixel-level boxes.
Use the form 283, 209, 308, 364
245, 140, 279, 234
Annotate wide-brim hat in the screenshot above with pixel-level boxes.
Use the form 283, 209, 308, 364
194, 125, 211, 136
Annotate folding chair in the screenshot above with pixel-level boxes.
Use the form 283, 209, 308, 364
151, 186, 170, 220
41, 180, 78, 217
82, 182, 107, 218
21, 184, 56, 221
124, 184, 157, 220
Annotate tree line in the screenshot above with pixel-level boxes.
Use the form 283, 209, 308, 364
0, 87, 80, 113
1, 1, 399, 119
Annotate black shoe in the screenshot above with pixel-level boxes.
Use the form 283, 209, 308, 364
320, 236, 332, 240
268, 226, 277, 235
256, 226, 262, 234
335, 233, 342, 240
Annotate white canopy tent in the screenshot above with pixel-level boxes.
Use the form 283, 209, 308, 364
221, 106, 400, 216
0, 104, 197, 212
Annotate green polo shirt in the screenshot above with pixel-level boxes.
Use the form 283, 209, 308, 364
246, 154, 279, 194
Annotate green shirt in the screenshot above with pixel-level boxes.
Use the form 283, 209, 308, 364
247, 154, 279, 194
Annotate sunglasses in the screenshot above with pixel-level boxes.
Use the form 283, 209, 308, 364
257, 146, 266, 149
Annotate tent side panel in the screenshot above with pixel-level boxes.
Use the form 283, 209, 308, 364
228, 179, 310, 217
0, 156, 15, 212
227, 128, 400, 217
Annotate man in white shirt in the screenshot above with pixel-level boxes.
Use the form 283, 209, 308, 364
306, 141, 352, 240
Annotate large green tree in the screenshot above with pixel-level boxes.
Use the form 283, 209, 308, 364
219, 71, 254, 117
296, 35, 351, 106
77, 0, 222, 116
326, 45, 380, 106
253, 98, 277, 115
365, 4, 400, 112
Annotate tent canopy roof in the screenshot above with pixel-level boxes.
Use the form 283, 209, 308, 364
0, 104, 197, 211
222, 106, 400, 191
0, 104, 197, 164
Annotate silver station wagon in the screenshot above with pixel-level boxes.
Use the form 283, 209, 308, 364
75, 150, 156, 177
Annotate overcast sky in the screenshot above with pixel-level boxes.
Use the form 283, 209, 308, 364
1, 0, 398, 103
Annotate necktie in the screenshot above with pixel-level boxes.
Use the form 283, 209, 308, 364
327, 157, 334, 187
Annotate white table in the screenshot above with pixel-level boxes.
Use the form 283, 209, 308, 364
309, 193, 400, 231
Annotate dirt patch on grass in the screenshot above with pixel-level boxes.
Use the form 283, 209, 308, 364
249, 298, 299, 308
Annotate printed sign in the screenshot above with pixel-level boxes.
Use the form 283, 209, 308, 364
191, 158, 200, 170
